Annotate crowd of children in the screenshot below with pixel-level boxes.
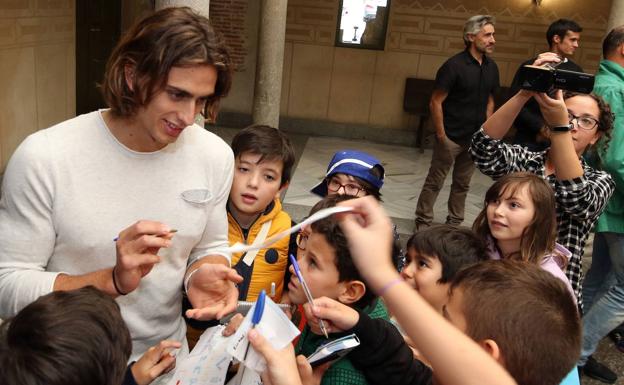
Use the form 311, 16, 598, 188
0, 6, 622, 385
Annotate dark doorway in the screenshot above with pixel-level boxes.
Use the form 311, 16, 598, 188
76, 0, 121, 115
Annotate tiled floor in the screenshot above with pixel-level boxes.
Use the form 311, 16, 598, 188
282, 135, 492, 226
212, 126, 623, 384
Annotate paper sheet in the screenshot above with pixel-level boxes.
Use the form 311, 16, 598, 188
226, 296, 301, 373
167, 325, 231, 385
224, 206, 353, 254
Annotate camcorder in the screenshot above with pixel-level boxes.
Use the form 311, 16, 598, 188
517, 64, 594, 94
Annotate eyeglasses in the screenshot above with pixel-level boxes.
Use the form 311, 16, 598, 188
568, 111, 599, 131
296, 231, 308, 250
326, 178, 366, 196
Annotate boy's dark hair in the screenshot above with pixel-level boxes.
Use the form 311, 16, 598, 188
602, 25, 624, 59
0, 286, 132, 385
309, 195, 376, 309
406, 225, 487, 283
546, 19, 582, 47
102, 7, 232, 122
231, 125, 295, 186
450, 260, 581, 385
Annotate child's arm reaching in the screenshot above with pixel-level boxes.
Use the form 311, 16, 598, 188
336, 196, 517, 385
128, 340, 181, 385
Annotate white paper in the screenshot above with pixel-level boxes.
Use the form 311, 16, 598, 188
167, 325, 231, 385
226, 296, 301, 373
225, 206, 353, 254
226, 365, 262, 385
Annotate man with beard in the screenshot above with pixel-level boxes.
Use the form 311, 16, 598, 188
414, 15, 499, 231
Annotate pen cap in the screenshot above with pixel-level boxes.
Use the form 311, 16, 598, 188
252, 290, 266, 325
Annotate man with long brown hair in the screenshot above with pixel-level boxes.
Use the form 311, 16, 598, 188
0, 7, 242, 380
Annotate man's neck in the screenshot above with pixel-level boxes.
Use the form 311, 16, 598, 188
550, 46, 570, 60
468, 45, 484, 64
605, 55, 624, 69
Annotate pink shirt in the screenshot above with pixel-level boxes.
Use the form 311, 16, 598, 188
486, 238, 577, 304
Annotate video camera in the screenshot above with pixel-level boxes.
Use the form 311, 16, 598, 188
517, 64, 594, 94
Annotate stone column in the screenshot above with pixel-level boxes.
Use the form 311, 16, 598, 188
155, 0, 209, 17
252, 0, 288, 128
607, 0, 624, 32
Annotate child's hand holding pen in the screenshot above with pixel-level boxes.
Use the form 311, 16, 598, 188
303, 297, 360, 335
112, 221, 177, 296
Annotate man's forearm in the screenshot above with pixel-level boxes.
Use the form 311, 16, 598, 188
187, 254, 230, 273
54, 268, 119, 297
430, 103, 445, 137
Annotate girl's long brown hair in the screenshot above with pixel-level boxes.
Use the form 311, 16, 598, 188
472, 172, 559, 265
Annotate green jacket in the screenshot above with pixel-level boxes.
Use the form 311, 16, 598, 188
594, 60, 624, 233
295, 298, 390, 385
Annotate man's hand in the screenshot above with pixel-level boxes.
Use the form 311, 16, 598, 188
114, 221, 174, 294
435, 129, 446, 143
186, 263, 243, 320
131, 340, 181, 385
532, 52, 562, 67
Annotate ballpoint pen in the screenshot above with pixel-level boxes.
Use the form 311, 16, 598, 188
239, 289, 266, 381
289, 254, 329, 338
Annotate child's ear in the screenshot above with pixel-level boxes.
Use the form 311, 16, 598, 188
479, 339, 503, 364
276, 181, 289, 198
337, 280, 366, 305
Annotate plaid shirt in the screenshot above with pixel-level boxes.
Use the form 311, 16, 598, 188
470, 128, 615, 309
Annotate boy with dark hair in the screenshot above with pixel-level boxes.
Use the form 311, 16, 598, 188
289, 195, 389, 385
447, 260, 581, 385
227, 124, 295, 302
401, 225, 487, 312
0, 286, 180, 385
185, 125, 295, 345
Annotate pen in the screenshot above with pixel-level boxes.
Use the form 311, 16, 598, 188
289, 254, 329, 338
113, 229, 177, 242
239, 290, 266, 380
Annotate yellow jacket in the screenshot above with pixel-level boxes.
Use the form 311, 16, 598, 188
229, 198, 292, 301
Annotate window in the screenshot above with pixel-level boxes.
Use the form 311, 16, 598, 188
335, 0, 391, 50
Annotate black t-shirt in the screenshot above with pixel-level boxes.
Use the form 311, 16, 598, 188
435, 49, 500, 145
510, 57, 583, 150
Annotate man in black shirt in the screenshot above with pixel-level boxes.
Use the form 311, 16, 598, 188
415, 15, 499, 230
511, 19, 583, 151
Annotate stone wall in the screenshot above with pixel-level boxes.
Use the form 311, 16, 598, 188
0, 0, 75, 173
213, 0, 612, 133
